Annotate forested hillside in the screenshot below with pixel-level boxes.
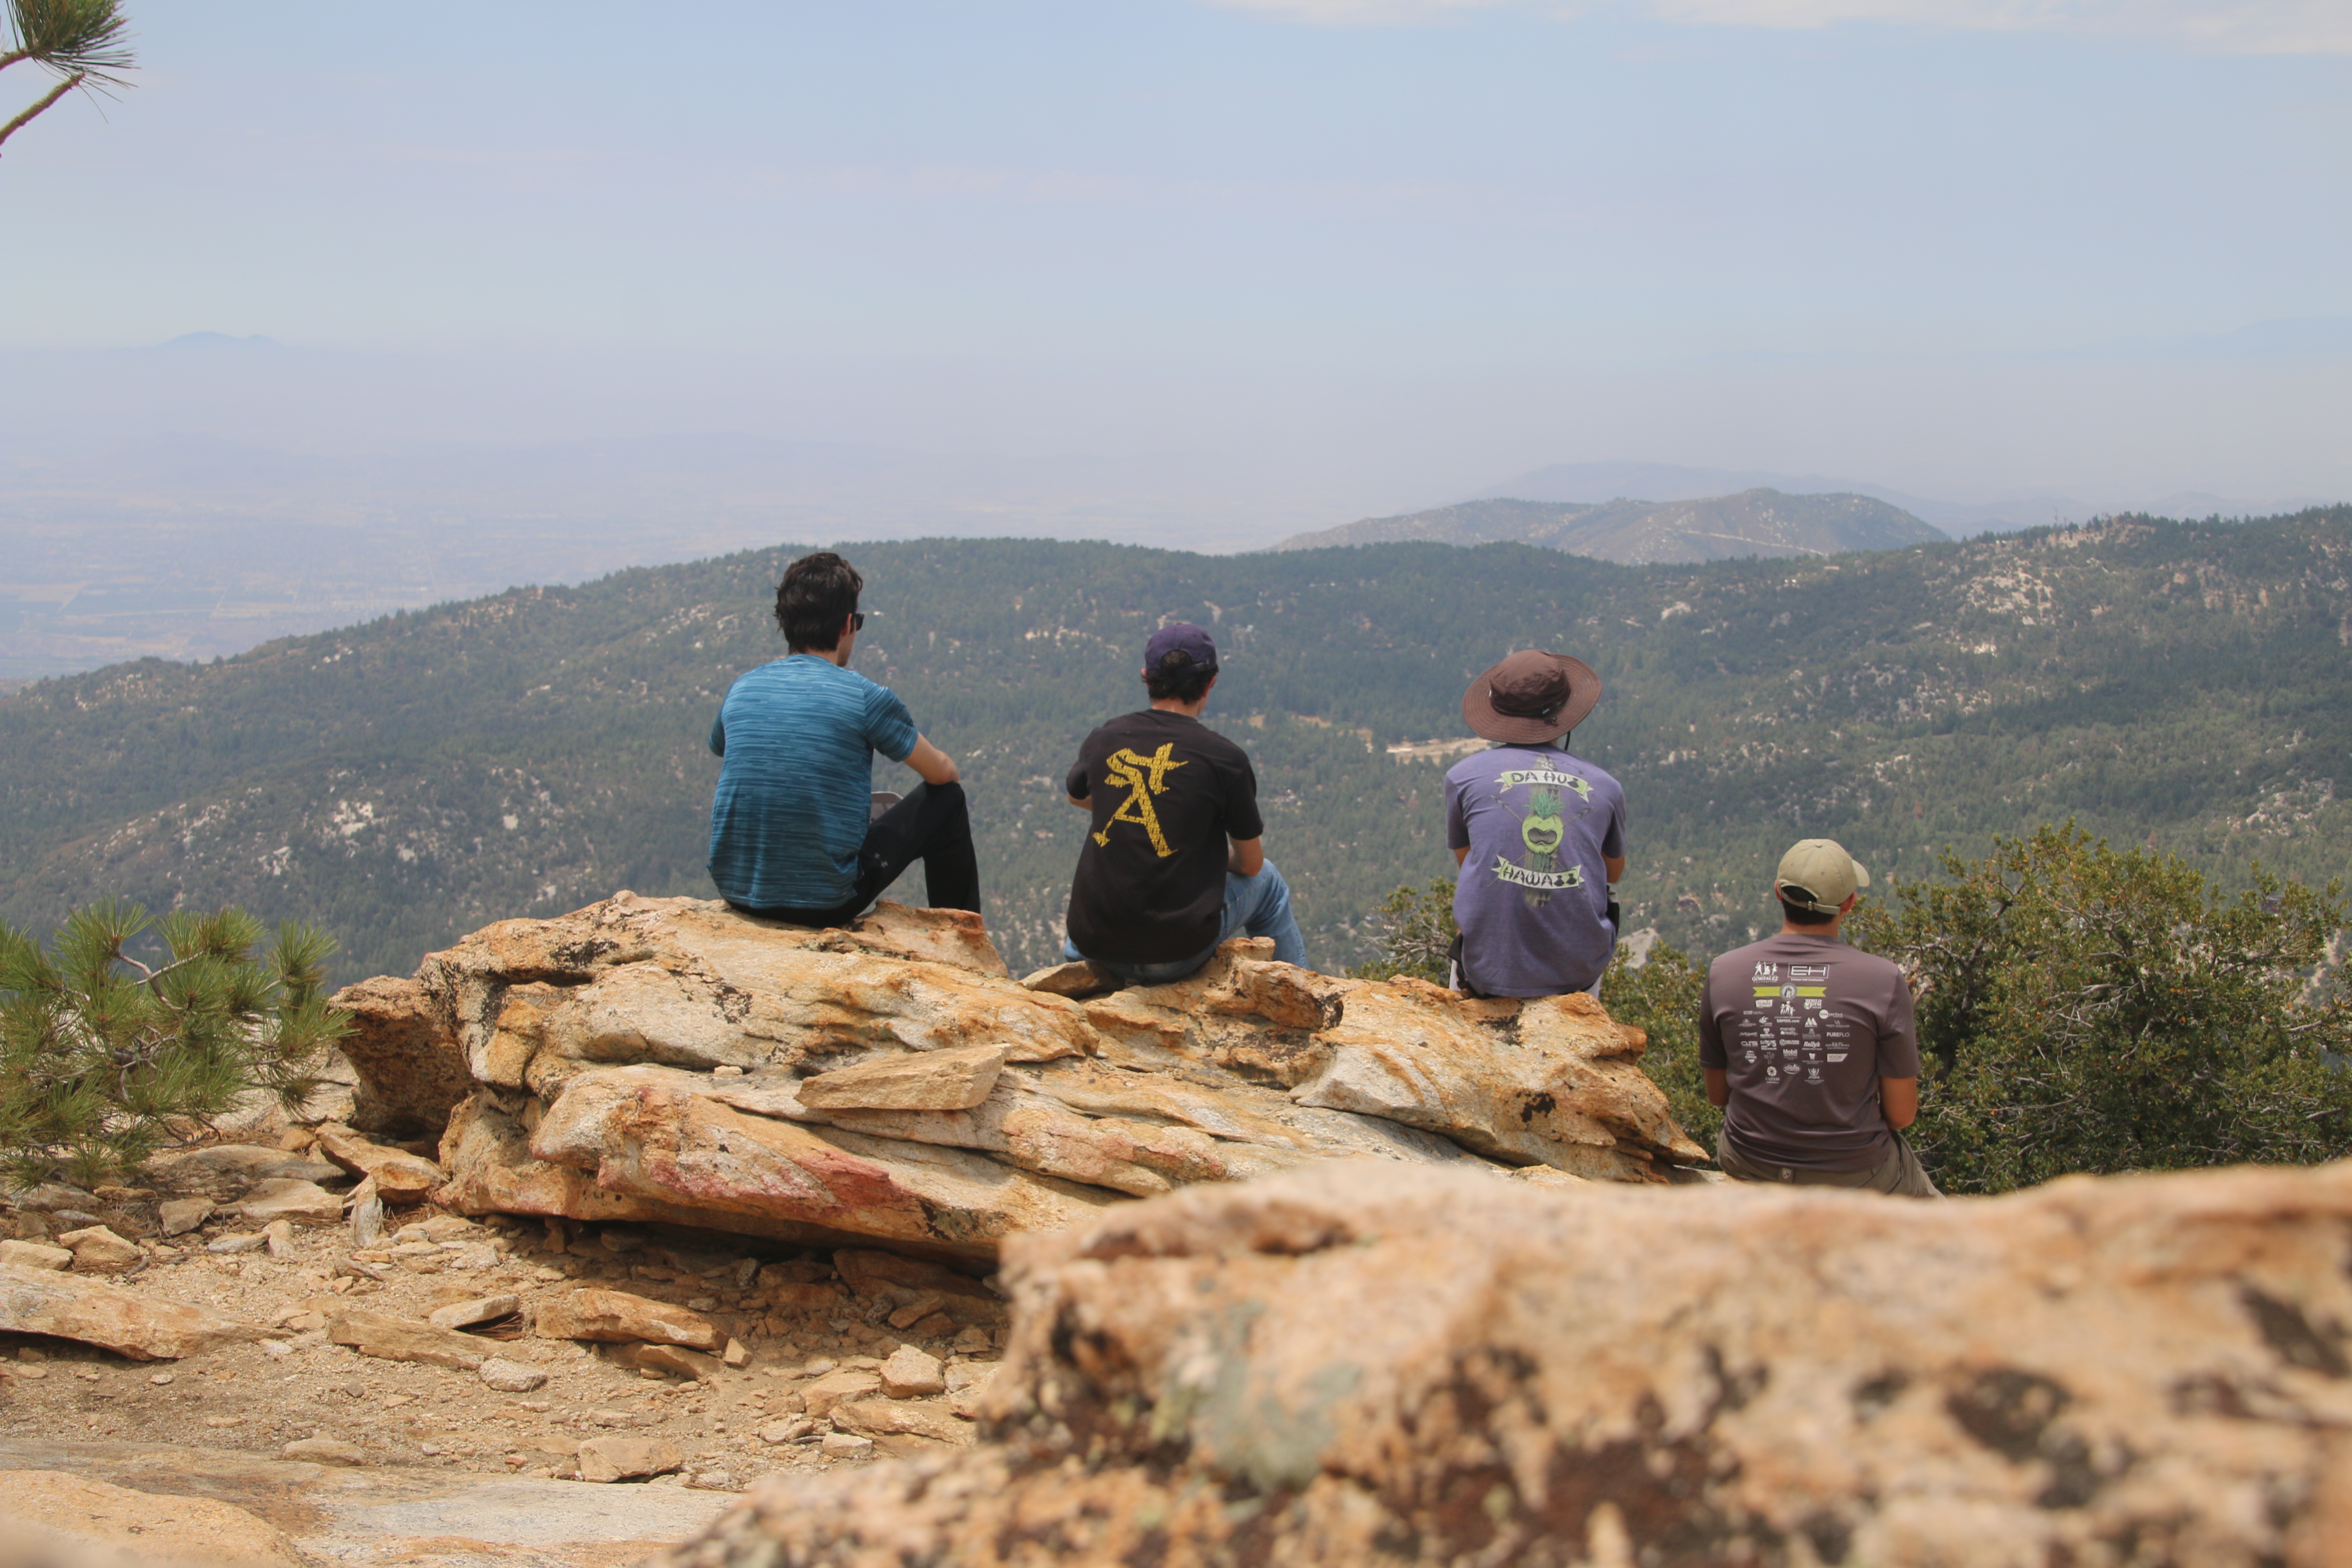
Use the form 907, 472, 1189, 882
3, 509, 2348, 983
1272, 487, 1943, 562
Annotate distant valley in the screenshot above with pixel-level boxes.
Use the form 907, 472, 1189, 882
3, 508, 2347, 987
1273, 488, 1944, 563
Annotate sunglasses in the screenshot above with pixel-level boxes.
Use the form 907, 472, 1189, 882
849, 612, 866, 632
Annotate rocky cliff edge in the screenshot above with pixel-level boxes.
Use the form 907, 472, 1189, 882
331, 894, 1708, 1262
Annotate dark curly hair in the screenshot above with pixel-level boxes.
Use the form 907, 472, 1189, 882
775, 552, 863, 652
1142, 649, 1216, 705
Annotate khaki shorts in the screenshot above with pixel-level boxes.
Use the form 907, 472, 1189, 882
1716, 1127, 1943, 1199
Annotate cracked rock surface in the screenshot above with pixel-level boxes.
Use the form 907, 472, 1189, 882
330, 894, 1704, 1261
657, 1159, 2352, 1568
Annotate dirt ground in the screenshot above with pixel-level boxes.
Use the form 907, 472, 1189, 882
0, 1192, 1001, 1494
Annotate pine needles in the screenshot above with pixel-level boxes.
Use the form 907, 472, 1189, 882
0, 900, 349, 1188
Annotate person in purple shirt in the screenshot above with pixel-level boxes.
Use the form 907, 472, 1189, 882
1443, 649, 1627, 998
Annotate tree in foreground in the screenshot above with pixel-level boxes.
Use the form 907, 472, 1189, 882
0, 901, 349, 1188
1851, 824, 2352, 1194
1, 0, 134, 156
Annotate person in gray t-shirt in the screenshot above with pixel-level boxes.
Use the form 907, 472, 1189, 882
1444, 649, 1627, 998
1697, 838, 1939, 1198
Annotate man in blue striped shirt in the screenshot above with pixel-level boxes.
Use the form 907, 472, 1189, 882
707, 552, 980, 926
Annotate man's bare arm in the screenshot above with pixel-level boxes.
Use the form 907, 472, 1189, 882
1066, 793, 1090, 809
1605, 854, 1626, 882
1704, 1067, 1729, 1109
1229, 836, 1265, 877
904, 736, 959, 786
1454, 846, 1469, 867
1880, 1077, 1918, 1130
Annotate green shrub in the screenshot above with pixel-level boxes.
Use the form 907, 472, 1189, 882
1599, 940, 1717, 1152
0, 900, 349, 1188
1850, 824, 2352, 1194
1344, 877, 1457, 985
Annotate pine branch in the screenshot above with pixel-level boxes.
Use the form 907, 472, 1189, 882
0, 65, 79, 152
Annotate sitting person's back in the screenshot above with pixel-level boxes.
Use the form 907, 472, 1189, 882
707, 551, 978, 925
1696, 838, 1938, 1197
1061, 623, 1307, 984
1445, 649, 1626, 998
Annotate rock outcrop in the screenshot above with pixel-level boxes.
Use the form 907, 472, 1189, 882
659, 1159, 2352, 1568
328, 895, 1704, 1259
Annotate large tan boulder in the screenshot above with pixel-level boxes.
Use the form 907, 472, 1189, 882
0, 1470, 304, 1567
329, 971, 471, 1135
656, 1159, 2352, 1568
310, 1121, 445, 1201
343, 891, 1707, 1256
0, 1263, 263, 1360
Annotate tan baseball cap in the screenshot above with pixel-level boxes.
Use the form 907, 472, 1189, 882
1775, 838, 1870, 915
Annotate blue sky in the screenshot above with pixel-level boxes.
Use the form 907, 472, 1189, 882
3, 0, 2348, 525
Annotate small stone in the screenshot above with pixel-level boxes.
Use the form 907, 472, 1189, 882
420, 1215, 478, 1240
0, 1240, 72, 1271
796, 1041, 1010, 1112
819, 1432, 873, 1457
263, 1219, 297, 1259
156, 1199, 215, 1237
620, 1341, 726, 1382
259, 1340, 294, 1360
722, 1338, 750, 1369
951, 1326, 993, 1356
418, 1442, 443, 1456
427, 1293, 520, 1331
688, 1470, 735, 1490
479, 1357, 549, 1393
534, 1288, 723, 1351
576, 1435, 683, 1483
833, 1397, 975, 1446
207, 1233, 268, 1255
886, 1291, 947, 1330
148, 1372, 174, 1385
348, 1181, 386, 1249
238, 1179, 345, 1228
684, 1296, 717, 1311
205, 1414, 244, 1428
533, 1266, 565, 1283
444, 1242, 499, 1271
880, 1344, 946, 1399
15, 1365, 46, 1380
756, 1417, 814, 1444
325, 1307, 491, 1370
711, 1065, 744, 1079
15, 1348, 44, 1363
283, 1438, 368, 1466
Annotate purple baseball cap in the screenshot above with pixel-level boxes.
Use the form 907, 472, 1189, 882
1144, 621, 1218, 674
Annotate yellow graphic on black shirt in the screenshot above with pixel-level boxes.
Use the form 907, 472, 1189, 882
1093, 744, 1188, 858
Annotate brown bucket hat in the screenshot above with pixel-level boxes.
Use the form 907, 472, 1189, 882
1461, 649, 1603, 744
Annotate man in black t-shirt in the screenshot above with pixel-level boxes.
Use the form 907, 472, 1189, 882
1062, 623, 1309, 983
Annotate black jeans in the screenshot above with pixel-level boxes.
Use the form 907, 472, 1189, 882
732, 781, 981, 928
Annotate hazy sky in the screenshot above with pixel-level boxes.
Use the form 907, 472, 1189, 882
4, 0, 2349, 517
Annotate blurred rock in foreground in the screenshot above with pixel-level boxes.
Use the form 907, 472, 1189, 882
656, 1159, 2352, 1568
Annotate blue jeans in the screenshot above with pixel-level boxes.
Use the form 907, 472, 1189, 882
1067, 859, 1309, 984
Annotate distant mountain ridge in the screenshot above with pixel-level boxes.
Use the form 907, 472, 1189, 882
1272, 487, 1945, 564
